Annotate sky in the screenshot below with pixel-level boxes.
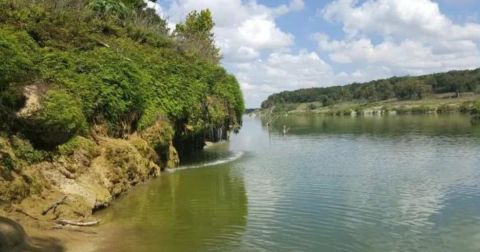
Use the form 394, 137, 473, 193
148, 0, 480, 108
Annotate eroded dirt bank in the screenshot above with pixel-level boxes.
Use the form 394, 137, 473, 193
0, 127, 182, 251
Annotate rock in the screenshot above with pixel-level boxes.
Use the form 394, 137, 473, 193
0, 216, 27, 252
166, 143, 179, 169
16, 85, 43, 118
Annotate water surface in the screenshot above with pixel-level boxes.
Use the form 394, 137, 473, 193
96, 114, 480, 252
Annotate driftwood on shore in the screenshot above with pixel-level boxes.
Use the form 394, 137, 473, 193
51, 225, 98, 234
56, 219, 100, 227
14, 208, 39, 221
42, 196, 67, 216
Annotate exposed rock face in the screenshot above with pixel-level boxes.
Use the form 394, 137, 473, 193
19, 136, 165, 220
16, 85, 43, 119
0, 126, 179, 222
0, 138, 47, 205
166, 143, 180, 169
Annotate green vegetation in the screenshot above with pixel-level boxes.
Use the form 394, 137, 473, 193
21, 89, 88, 149
0, 0, 244, 152
57, 136, 98, 157
175, 9, 220, 64
0, 0, 244, 213
261, 68, 480, 109
263, 94, 480, 118
471, 101, 480, 125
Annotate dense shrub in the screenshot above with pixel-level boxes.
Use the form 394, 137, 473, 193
21, 90, 87, 149
57, 136, 98, 157
471, 102, 480, 125
0, 0, 244, 151
141, 121, 174, 150
0, 29, 38, 91
437, 104, 457, 114
10, 136, 49, 164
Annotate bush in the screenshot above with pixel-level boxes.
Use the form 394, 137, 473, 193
21, 90, 87, 149
0, 139, 17, 171
0, 29, 38, 90
137, 104, 167, 131
307, 103, 317, 111
141, 120, 174, 150
411, 105, 433, 114
11, 136, 49, 164
470, 102, 480, 125
57, 136, 98, 157
471, 101, 480, 115
394, 106, 410, 115
437, 104, 457, 114
459, 101, 474, 113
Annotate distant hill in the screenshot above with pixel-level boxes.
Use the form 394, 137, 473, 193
261, 68, 480, 108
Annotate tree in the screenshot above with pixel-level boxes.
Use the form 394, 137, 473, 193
376, 80, 394, 100
394, 80, 431, 100
175, 9, 221, 64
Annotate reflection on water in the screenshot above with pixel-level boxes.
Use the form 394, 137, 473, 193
96, 146, 248, 252
96, 114, 480, 252
269, 114, 480, 138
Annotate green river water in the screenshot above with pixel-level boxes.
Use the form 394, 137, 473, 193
95, 114, 480, 252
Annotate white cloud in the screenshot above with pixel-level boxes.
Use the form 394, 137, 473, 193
236, 15, 294, 50
149, 0, 480, 107
322, 0, 480, 41
317, 0, 480, 76
152, 0, 307, 107
232, 51, 337, 106
316, 35, 480, 73
158, 0, 303, 63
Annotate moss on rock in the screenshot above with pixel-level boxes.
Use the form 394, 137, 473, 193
19, 89, 87, 149
0, 137, 47, 205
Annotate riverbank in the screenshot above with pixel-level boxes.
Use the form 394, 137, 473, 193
1, 129, 239, 251
261, 93, 480, 116
42, 115, 480, 252
1, 1, 245, 250
0, 130, 182, 251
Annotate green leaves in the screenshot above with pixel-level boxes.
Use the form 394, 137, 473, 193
0, 29, 38, 90
39, 90, 87, 133
262, 69, 480, 108
175, 9, 221, 64
88, 0, 128, 18
1, 0, 245, 149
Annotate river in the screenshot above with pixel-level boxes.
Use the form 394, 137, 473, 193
94, 114, 480, 252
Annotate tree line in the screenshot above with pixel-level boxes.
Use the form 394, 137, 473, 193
261, 69, 480, 108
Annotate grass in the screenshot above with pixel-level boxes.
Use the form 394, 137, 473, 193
280, 93, 480, 116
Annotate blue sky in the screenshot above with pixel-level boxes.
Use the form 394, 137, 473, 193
150, 0, 480, 107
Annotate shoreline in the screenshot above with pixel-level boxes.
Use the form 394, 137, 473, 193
257, 94, 480, 118
0, 134, 180, 252
0, 137, 229, 252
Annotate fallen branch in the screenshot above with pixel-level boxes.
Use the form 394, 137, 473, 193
51, 225, 97, 234
56, 219, 100, 227
42, 196, 67, 216
14, 208, 39, 220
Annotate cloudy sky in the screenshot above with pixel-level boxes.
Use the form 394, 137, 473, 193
150, 0, 480, 108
